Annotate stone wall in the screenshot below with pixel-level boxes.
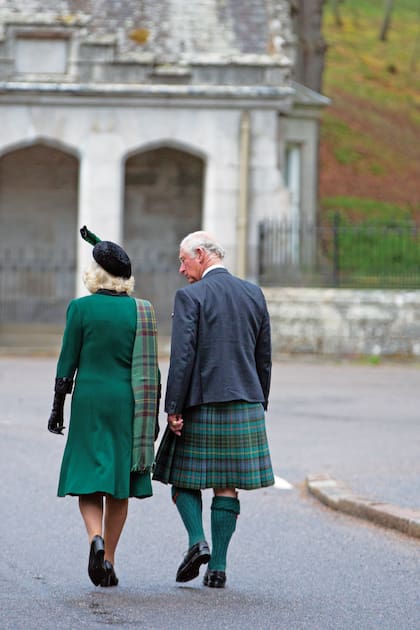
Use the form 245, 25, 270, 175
264, 288, 420, 358
0, 0, 294, 84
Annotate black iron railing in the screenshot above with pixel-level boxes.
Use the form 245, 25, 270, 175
0, 249, 76, 323
258, 215, 420, 289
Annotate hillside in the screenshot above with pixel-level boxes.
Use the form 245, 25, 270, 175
319, 0, 420, 222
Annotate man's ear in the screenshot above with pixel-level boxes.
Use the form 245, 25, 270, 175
196, 247, 205, 262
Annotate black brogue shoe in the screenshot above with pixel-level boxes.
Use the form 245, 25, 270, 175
176, 541, 210, 583
203, 569, 226, 588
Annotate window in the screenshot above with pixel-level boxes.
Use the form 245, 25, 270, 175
15, 37, 68, 75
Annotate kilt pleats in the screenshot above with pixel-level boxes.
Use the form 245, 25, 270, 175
153, 401, 274, 490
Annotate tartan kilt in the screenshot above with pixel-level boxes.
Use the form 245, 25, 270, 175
152, 401, 274, 490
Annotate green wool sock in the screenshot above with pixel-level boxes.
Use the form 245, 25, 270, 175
208, 496, 240, 572
171, 486, 206, 548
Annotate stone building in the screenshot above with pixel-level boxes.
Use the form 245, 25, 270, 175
0, 0, 328, 338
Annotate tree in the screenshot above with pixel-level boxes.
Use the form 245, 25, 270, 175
379, 0, 394, 41
331, 0, 344, 27
291, 0, 328, 93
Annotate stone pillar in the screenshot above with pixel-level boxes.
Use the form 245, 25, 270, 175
76, 133, 124, 295
202, 158, 240, 273
201, 106, 241, 273
237, 110, 251, 280
248, 110, 289, 281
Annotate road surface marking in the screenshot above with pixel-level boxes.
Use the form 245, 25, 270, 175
274, 475, 293, 490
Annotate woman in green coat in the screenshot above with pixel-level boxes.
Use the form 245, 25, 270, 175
48, 227, 160, 587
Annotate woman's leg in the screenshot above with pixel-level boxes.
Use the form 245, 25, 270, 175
103, 496, 129, 565
79, 493, 104, 541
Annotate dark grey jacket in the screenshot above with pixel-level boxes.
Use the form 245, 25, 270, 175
165, 268, 271, 414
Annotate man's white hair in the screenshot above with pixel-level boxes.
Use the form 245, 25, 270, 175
180, 231, 225, 259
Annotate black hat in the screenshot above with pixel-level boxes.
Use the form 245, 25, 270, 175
80, 226, 132, 279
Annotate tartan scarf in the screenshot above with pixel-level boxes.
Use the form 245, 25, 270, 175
131, 298, 160, 474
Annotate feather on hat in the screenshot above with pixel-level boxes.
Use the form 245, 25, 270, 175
80, 225, 132, 279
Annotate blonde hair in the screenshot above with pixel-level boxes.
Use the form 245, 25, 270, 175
83, 260, 135, 295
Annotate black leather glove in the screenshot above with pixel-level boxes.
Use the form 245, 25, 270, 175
154, 383, 161, 441
48, 377, 73, 435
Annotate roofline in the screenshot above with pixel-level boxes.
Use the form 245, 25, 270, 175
291, 81, 331, 107
0, 80, 295, 110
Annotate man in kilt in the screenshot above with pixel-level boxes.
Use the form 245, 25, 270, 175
153, 231, 274, 588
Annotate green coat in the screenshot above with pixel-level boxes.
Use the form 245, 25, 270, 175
56, 292, 152, 499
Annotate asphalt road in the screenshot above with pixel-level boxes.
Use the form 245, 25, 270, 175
267, 358, 420, 510
0, 357, 419, 630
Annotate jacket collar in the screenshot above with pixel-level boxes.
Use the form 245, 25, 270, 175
202, 266, 228, 278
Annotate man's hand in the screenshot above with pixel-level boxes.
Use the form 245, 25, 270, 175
168, 414, 183, 436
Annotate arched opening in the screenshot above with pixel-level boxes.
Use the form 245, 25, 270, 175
124, 146, 204, 336
0, 143, 79, 326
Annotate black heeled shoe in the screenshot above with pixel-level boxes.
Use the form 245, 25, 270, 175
88, 535, 106, 586
100, 560, 119, 587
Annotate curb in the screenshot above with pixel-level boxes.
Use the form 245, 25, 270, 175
306, 473, 420, 540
